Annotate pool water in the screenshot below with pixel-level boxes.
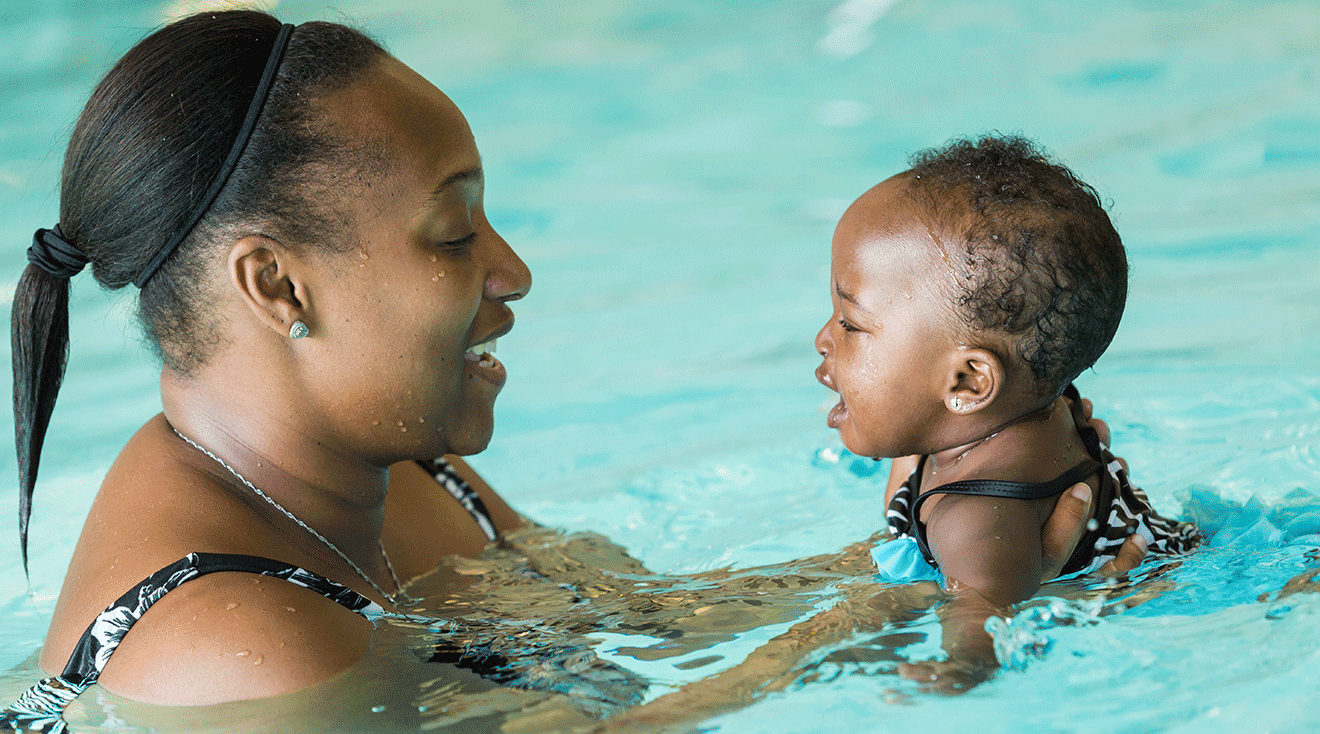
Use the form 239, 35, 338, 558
2, 0, 1319, 731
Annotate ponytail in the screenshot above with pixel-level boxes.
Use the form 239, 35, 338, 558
12, 11, 384, 576
11, 261, 74, 577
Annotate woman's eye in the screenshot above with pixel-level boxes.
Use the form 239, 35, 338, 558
437, 232, 476, 254
838, 319, 860, 333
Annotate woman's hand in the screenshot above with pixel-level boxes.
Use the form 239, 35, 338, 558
1041, 396, 1147, 580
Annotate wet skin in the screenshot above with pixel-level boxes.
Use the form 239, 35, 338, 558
40, 56, 530, 705
33, 67, 1143, 714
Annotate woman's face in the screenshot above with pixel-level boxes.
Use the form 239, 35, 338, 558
297, 57, 530, 463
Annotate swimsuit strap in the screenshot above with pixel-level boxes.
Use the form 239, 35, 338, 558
415, 458, 499, 542
907, 385, 1103, 568
2, 553, 380, 733
6, 458, 498, 732
910, 458, 1102, 567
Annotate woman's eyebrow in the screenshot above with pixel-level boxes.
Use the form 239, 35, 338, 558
429, 165, 484, 200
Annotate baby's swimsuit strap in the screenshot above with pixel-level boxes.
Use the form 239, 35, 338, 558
908, 457, 1102, 569
903, 383, 1104, 569
1, 553, 380, 734
415, 457, 499, 542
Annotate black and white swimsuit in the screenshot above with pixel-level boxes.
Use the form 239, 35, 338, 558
2, 458, 497, 734
877, 386, 1201, 581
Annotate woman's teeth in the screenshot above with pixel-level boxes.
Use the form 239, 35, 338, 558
466, 339, 498, 367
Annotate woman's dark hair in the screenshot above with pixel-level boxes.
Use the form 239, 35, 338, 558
11, 11, 387, 573
903, 134, 1128, 398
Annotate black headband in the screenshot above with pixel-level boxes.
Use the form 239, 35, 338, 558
131, 23, 296, 288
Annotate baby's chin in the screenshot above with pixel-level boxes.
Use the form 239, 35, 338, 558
835, 424, 909, 461
836, 426, 878, 459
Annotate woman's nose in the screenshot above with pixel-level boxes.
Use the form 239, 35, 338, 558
484, 228, 532, 302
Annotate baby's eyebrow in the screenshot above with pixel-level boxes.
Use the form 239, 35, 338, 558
835, 283, 865, 308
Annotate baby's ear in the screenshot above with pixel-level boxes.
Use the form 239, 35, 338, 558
942, 346, 1003, 415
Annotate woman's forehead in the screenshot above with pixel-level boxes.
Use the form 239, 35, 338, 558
318, 57, 480, 187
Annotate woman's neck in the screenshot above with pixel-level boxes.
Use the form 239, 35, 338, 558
159, 365, 392, 568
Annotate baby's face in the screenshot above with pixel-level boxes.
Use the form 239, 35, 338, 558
814, 176, 962, 458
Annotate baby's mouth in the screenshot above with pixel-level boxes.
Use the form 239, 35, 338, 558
827, 397, 848, 428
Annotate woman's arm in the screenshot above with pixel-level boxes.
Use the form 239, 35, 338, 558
595, 481, 1149, 729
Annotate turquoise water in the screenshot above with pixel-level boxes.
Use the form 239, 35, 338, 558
2, 0, 1319, 731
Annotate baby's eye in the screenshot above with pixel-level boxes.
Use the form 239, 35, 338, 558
838, 318, 860, 333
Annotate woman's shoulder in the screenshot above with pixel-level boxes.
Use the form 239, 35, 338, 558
381, 455, 527, 580
94, 567, 373, 704
39, 415, 375, 703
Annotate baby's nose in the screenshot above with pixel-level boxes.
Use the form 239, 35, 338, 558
814, 322, 832, 355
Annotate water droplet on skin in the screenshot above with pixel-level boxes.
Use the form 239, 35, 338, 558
236, 650, 251, 657
359, 251, 369, 259
285, 607, 296, 613
417, 417, 425, 423
429, 255, 437, 262
225, 602, 240, 610
400, 426, 408, 432
372, 420, 380, 426
437, 270, 446, 278
397, 421, 404, 426
253, 654, 264, 666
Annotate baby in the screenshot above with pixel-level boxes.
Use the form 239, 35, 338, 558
814, 133, 1199, 682
598, 136, 1200, 729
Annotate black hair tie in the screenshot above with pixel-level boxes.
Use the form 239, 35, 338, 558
28, 225, 89, 280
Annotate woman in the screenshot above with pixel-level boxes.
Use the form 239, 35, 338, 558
5, 10, 1138, 726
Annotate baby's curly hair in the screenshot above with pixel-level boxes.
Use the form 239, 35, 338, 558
903, 134, 1127, 397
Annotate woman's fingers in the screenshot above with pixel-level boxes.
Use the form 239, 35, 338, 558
1097, 533, 1148, 577
1090, 417, 1111, 446
898, 660, 993, 695
1080, 401, 1128, 472
1040, 483, 1094, 581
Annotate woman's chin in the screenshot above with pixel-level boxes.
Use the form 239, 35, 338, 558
440, 421, 494, 457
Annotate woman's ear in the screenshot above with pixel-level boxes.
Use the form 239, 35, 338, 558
227, 235, 309, 338
942, 346, 1003, 415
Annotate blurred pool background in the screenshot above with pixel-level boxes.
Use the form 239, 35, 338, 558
2, 1, 1319, 731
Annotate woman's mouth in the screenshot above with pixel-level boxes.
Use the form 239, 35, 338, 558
464, 338, 506, 387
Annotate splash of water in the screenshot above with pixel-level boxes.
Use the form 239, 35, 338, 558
987, 597, 1105, 671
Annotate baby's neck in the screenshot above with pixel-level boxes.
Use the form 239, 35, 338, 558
923, 397, 1091, 487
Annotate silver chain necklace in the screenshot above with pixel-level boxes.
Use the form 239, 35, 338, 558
173, 428, 419, 607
